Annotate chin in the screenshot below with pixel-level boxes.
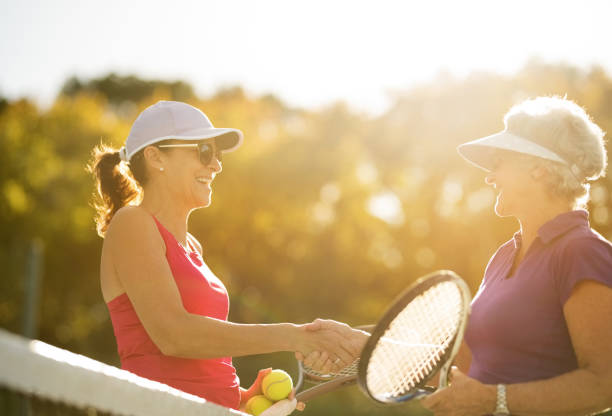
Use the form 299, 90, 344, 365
197, 198, 212, 208
189, 198, 211, 210
494, 198, 510, 217
494, 201, 517, 218
191, 190, 212, 209
494, 206, 507, 217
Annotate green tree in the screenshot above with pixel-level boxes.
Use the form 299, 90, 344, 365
1, 62, 611, 415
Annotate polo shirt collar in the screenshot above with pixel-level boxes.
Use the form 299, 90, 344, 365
538, 210, 589, 244
512, 210, 589, 248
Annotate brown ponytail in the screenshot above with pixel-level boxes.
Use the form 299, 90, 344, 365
88, 144, 143, 237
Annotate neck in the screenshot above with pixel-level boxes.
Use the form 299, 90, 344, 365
140, 187, 192, 245
517, 199, 573, 249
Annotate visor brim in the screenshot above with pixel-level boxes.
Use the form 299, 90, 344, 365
457, 131, 567, 171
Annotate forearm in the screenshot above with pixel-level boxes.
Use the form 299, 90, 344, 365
508, 368, 612, 416
163, 312, 300, 359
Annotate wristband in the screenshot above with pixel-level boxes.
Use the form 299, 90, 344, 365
493, 384, 510, 415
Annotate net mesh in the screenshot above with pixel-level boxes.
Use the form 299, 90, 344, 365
366, 281, 464, 401
0, 329, 242, 416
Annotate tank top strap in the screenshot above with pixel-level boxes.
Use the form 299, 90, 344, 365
149, 214, 197, 258
150, 215, 171, 239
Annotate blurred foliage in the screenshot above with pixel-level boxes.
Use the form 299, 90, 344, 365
1, 62, 612, 415
61, 73, 196, 113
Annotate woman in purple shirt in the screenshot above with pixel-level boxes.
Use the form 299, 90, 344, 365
422, 96, 612, 415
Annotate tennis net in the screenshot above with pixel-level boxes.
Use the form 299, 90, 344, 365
0, 328, 243, 415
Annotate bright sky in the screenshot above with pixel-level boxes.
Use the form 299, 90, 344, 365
1, 0, 611, 114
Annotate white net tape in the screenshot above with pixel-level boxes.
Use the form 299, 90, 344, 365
366, 281, 463, 400
0, 329, 243, 415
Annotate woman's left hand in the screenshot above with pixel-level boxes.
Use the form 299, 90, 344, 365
240, 369, 305, 414
419, 367, 496, 416
240, 368, 272, 408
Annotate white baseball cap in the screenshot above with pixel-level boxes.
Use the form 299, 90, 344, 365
457, 130, 570, 171
119, 100, 244, 162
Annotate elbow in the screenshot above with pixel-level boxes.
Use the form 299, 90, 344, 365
597, 391, 612, 415
604, 382, 612, 410
149, 314, 190, 357
157, 336, 195, 358
599, 370, 612, 407
588, 367, 612, 412
151, 329, 182, 357
146, 313, 223, 359
157, 338, 180, 357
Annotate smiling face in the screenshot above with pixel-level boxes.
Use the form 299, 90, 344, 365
484, 153, 542, 218
147, 139, 223, 211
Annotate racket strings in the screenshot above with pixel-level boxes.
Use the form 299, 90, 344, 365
366, 282, 464, 400
389, 285, 459, 393
374, 294, 446, 394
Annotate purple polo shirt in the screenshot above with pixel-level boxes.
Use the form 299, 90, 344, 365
465, 210, 612, 384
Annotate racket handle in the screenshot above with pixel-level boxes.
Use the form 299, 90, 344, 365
438, 359, 452, 387
396, 387, 434, 402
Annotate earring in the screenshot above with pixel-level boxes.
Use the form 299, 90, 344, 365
160, 167, 164, 172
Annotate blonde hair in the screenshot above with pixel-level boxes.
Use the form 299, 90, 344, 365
504, 96, 607, 208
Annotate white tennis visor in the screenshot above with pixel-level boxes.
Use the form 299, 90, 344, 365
457, 130, 568, 171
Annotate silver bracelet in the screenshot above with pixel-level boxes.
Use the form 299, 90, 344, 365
493, 384, 510, 415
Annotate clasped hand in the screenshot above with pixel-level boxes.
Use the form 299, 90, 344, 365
295, 319, 369, 373
419, 367, 496, 416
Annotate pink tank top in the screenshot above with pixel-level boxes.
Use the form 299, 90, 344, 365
106, 215, 240, 409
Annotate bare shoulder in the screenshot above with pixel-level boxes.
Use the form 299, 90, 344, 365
105, 206, 165, 254
108, 206, 152, 232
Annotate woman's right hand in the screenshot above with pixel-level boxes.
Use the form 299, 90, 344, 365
294, 319, 369, 372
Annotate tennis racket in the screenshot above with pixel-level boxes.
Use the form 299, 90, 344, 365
295, 270, 471, 403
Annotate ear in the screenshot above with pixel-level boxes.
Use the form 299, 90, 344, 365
143, 146, 165, 171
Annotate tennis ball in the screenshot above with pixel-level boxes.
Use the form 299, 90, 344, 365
262, 369, 293, 401
245, 395, 273, 416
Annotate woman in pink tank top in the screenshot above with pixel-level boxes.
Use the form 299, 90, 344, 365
90, 101, 367, 413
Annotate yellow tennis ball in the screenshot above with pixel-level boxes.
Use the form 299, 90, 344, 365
262, 369, 293, 401
246, 395, 274, 416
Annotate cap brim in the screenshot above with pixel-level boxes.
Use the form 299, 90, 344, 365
457, 130, 566, 171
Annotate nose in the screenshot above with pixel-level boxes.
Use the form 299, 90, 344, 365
209, 156, 222, 173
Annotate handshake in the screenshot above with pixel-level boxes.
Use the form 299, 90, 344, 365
240, 319, 369, 416
294, 319, 370, 374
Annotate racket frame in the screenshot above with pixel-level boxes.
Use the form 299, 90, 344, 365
357, 270, 471, 404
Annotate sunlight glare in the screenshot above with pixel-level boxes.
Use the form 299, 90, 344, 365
356, 162, 378, 185
320, 182, 341, 204
367, 191, 405, 226
312, 201, 335, 227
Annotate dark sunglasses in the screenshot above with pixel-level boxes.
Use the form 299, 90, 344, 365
157, 142, 222, 165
